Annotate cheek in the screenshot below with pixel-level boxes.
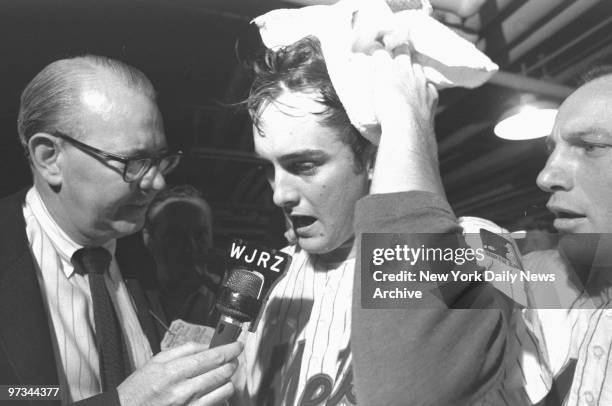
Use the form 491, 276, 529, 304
318, 172, 367, 223
578, 166, 612, 206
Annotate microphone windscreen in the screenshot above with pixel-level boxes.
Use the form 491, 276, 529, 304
216, 268, 265, 322
224, 268, 264, 299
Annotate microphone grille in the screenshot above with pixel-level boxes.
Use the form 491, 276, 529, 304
224, 268, 264, 299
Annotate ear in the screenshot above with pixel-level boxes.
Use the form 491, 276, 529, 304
28, 133, 63, 186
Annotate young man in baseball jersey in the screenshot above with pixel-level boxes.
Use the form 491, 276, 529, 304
231, 27, 437, 402
232, 37, 376, 406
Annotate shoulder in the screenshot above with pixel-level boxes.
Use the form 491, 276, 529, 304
521, 249, 573, 286
522, 249, 583, 309
0, 189, 31, 264
522, 249, 563, 269
0, 188, 29, 220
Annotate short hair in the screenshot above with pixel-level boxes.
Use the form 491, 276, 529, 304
247, 36, 372, 169
17, 55, 157, 154
577, 65, 612, 86
145, 184, 212, 231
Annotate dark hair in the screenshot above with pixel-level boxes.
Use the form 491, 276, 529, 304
17, 55, 156, 154
577, 65, 612, 86
247, 36, 372, 169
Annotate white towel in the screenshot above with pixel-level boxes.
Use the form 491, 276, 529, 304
253, 0, 498, 144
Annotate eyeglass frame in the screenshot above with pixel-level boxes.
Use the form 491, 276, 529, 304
49, 130, 183, 183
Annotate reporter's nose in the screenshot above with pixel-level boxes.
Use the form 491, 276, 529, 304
139, 166, 166, 191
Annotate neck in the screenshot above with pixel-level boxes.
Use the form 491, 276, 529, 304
34, 180, 110, 247
313, 237, 356, 265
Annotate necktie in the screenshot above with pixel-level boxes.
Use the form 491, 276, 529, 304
72, 247, 126, 390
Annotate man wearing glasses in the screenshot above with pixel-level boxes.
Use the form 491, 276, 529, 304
0, 55, 241, 405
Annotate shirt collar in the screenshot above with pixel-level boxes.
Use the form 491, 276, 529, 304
26, 187, 116, 278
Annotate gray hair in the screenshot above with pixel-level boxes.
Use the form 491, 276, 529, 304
17, 55, 156, 153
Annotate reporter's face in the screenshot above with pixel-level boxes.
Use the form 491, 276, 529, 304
254, 92, 370, 255
59, 84, 167, 244
537, 75, 612, 234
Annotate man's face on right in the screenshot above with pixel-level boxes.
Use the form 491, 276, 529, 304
537, 74, 612, 234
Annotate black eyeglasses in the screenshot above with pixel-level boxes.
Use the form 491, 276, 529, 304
51, 130, 183, 182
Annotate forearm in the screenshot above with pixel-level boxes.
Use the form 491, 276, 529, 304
351, 192, 511, 405
370, 117, 445, 196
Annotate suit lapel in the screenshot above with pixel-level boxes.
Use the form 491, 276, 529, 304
124, 279, 164, 354
116, 234, 165, 354
0, 190, 59, 387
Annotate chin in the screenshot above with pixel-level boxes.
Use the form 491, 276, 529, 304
297, 235, 346, 255
297, 237, 332, 255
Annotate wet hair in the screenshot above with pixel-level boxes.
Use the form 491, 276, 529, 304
247, 36, 372, 170
17, 55, 156, 155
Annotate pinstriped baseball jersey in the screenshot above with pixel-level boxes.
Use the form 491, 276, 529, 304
242, 245, 356, 406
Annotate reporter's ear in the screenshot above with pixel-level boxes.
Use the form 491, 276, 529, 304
28, 133, 63, 186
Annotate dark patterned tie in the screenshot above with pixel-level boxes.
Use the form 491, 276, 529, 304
72, 247, 126, 390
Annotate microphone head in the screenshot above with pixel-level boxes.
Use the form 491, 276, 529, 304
216, 267, 265, 322
224, 268, 264, 299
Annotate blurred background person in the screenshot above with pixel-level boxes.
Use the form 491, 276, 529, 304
144, 184, 223, 326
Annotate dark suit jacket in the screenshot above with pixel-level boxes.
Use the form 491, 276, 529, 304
0, 189, 166, 405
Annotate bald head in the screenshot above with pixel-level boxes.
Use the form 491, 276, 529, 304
555, 73, 612, 139
17, 55, 157, 153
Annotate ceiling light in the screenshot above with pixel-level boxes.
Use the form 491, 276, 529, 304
494, 101, 558, 140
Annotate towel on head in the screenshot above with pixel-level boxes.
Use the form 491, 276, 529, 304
253, 0, 498, 144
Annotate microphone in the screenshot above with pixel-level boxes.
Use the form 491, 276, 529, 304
209, 239, 291, 348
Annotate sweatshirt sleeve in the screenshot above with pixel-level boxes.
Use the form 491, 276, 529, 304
351, 191, 515, 406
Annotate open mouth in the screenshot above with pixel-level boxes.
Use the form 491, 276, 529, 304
555, 210, 584, 220
291, 215, 317, 230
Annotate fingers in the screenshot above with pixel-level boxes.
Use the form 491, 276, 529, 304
188, 360, 238, 401
373, 46, 429, 96
391, 43, 412, 66
172, 342, 243, 378
154, 342, 210, 363
284, 227, 297, 245
190, 382, 236, 406
352, 10, 393, 54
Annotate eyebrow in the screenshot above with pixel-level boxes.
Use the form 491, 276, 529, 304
120, 146, 169, 158
564, 128, 612, 142
277, 149, 328, 164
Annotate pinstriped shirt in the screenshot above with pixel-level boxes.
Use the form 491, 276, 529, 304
23, 187, 152, 404
511, 250, 612, 406
241, 245, 356, 406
